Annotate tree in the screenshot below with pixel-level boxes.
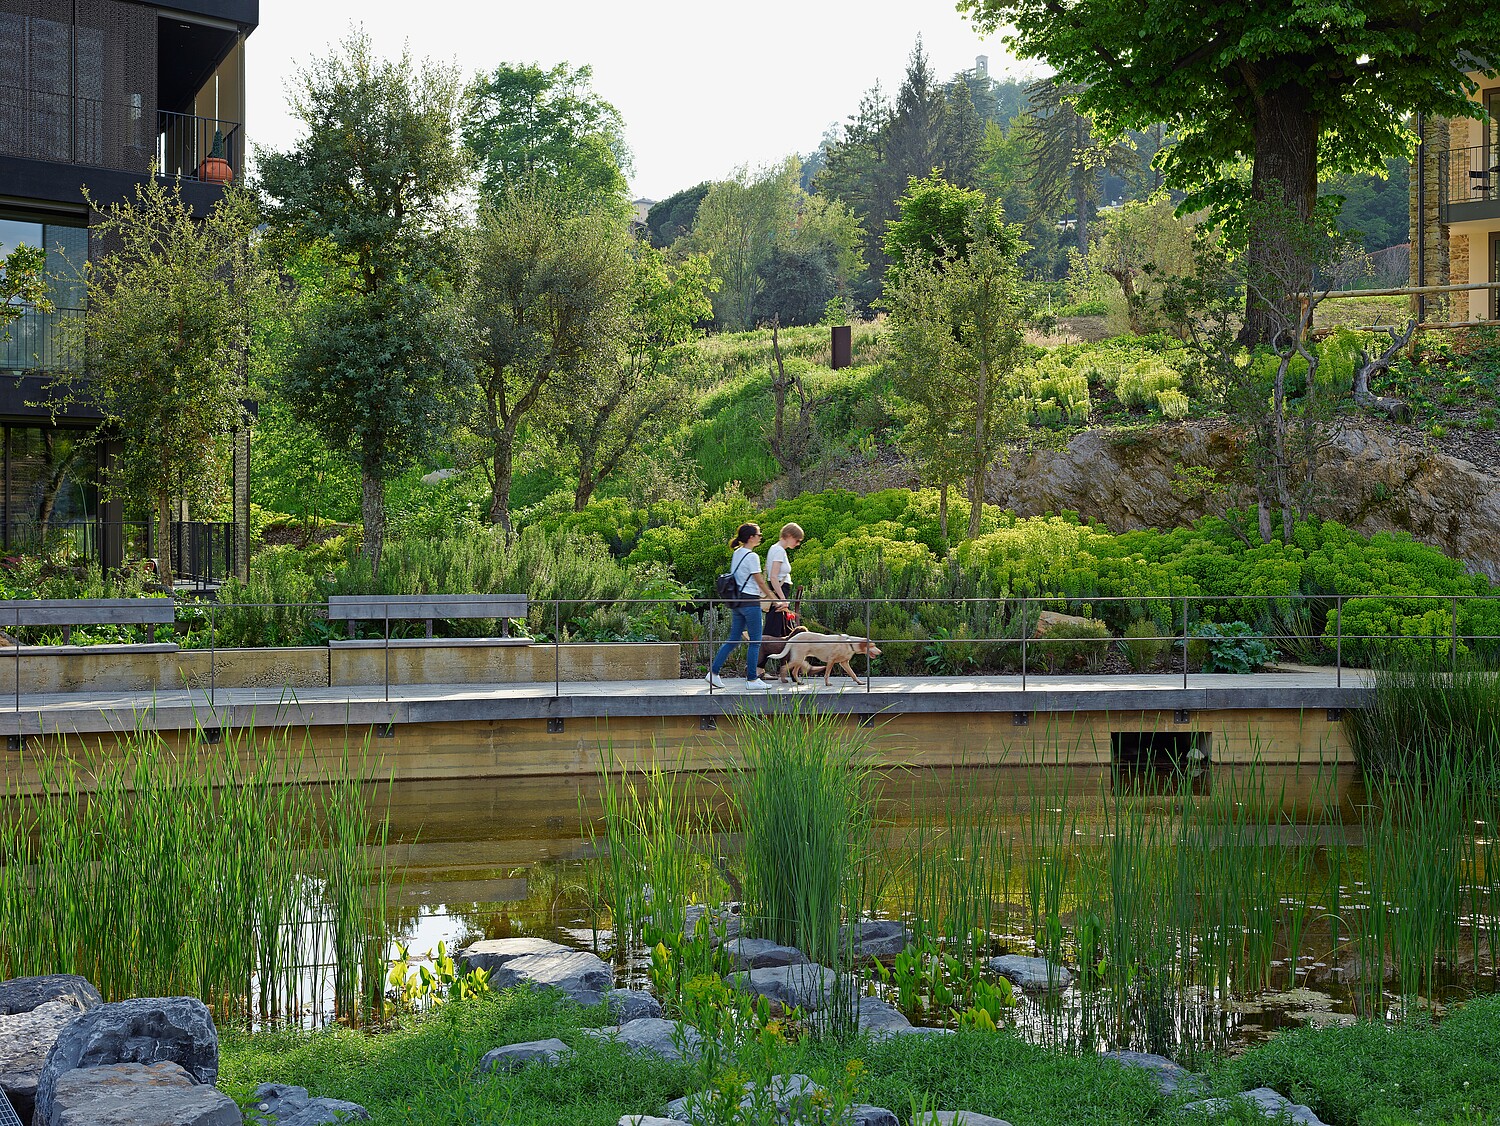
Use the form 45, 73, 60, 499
63, 178, 272, 590
940, 79, 985, 189
690, 159, 800, 330
259, 32, 469, 570
958, 0, 1500, 343
884, 174, 1008, 278
1020, 78, 1135, 255
551, 244, 714, 509
464, 186, 629, 531
1, 244, 49, 337
646, 182, 710, 248
755, 245, 834, 328
463, 61, 630, 210
1092, 195, 1200, 332
883, 195, 1029, 539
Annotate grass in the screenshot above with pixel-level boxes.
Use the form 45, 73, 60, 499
216, 986, 1500, 1126
0, 728, 391, 1024
1345, 660, 1500, 776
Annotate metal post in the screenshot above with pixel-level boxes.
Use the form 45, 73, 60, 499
209, 602, 216, 708
1451, 594, 1460, 673
13, 607, 19, 715
1020, 598, 1027, 692
1335, 596, 1343, 688
1182, 595, 1190, 690
554, 600, 561, 699
383, 605, 390, 704
865, 599, 872, 693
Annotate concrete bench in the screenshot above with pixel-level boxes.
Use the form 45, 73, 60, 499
1, 598, 177, 645
326, 594, 530, 643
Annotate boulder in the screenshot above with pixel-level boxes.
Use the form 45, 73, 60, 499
987, 955, 1073, 991
34, 997, 220, 1126
720, 938, 809, 971
848, 1106, 900, 1126
726, 963, 847, 1012
618, 1119, 692, 1126
456, 940, 613, 1002
582, 1019, 702, 1063
246, 1084, 369, 1125
45, 1061, 241, 1126
605, 989, 662, 1024
855, 996, 914, 1040
682, 904, 743, 944
1182, 1088, 1329, 1126
841, 921, 909, 958
1032, 610, 1103, 637
912, 1113, 1012, 1126
0, 975, 102, 1017
1, 1001, 84, 1122
667, 1074, 825, 1123
477, 1039, 572, 1075
1100, 1050, 1203, 1096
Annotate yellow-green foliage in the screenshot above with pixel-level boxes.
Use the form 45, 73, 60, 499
1116, 358, 1182, 409
1014, 355, 1091, 426
1156, 388, 1190, 419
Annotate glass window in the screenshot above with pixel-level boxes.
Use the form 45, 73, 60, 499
2, 426, 98, 551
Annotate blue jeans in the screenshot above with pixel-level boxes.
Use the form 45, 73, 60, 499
711, 602, 762, 680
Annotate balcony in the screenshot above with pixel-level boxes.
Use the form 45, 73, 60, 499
0, 305, 84, 374
0, 85, 243, 185
1438, 144, 1500, 222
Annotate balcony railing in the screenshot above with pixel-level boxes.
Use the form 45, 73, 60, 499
3, 520, 239, 589
1439, 144, 1500, 212
0, 305, 83, 373
0, 85, 242, 184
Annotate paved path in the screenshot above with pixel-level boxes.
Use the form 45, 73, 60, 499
0, 670, 1374, 736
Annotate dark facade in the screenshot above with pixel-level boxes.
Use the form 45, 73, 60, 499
0, 0, 257, 583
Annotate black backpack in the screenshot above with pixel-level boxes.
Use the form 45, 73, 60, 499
713, 547, 755, 607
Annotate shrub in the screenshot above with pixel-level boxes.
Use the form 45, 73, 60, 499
1155, 388, 1190, 419
1121, 617, 1169, 671
1115, 358, 1182, 409
1193, 621, 1276, 673
1033, 619, 1111, 673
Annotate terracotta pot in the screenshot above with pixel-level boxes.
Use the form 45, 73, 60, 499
198, 156, 233, 184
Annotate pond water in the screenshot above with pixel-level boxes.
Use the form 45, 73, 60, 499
373, 763, 1500, 1059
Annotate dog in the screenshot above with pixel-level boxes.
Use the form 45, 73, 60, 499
778, 632, 882, 686
757, 625, 810, 675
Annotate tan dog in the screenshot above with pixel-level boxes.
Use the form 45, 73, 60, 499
779, 632, 882, 686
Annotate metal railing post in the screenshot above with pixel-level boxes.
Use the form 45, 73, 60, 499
865, 599, 872, 692
1020, 597, 1028, 692
1182, 595, 1190, 690
1335, 595, 1343, 688
209, 602, 216, 708
13, 607, 19, 715
383, 604, 390, 704
1451, 594, 1460, 673
554, 600, 561, 699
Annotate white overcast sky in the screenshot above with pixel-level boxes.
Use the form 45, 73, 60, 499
246, 0, 1033, 201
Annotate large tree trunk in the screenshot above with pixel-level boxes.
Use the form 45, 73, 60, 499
1241, 86, 1320, 346
489, 426, 518, 534
939, 481, 949, 544
361, 472, 385, 573
1072, 166, 1091, 255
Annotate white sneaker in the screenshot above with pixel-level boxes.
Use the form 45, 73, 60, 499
744, 678, 771, 691
705, 672, 728, 689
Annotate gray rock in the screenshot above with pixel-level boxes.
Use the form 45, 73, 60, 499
726, 963, 848, 1012
912, 1113, 1013, 1126
1101, 1050, 1202, 1095
1, 1001, 86, 1122
457, 940, 613, 1002
720, 938, 809, 971
618, 1118, 692, 1126
668, 1074, 827, 1124
1182, 1088, 1329, 1126
847, 1106, 900, 1126
855, 996, 914, 1039
606, 989, 662, 1024
841, 921, 910, 958
46, 1061, 241, 1126
477, 1039, 573, 1075
0, 975, 102, 1017
583, 1018, 702, 1062
682, 904, 742, 943
454, 937, 574, 975
987, 955, 1073, 991
34, 997, 220, 1126
246, 1083, 368, 1125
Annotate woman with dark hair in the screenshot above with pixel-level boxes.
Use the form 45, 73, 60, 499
707, 522, 785, 691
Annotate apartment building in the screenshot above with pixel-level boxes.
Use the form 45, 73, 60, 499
0, 0, 257, 581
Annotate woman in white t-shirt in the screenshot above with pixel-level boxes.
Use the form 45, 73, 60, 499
763, 521, 804, 639
707, 522, 786, 690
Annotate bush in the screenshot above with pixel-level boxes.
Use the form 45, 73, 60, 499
1121, 617, 1169, 671
1193, 620, 1276, 673
1032, 619, 1111, 673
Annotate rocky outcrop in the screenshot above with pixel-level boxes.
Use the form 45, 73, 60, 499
605, 989, 662, 1024
455, 939, 612, 1002
34, 997, 220, 1126
0, 975, 102, 1017
44, 1061, 241, 1126
1, 1001, 87, 1121
987, 423, 1500, 580
1100, 1050, 1204, 1095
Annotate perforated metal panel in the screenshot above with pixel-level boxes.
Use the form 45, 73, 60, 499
0, 1090, 24, 1126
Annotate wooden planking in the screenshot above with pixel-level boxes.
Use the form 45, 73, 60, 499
327, 594, 527, 621
2, 598, 176, 626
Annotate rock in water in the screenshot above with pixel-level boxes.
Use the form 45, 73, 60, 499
847, 1106, 900, 1126
617, 1118, 692, 1126
841, 920, 910, 958
247, 1083, 369, 1124
1100, 1050, 1203, 1095
453, 938, 567, 975
987, 955, 1073, 991
33, 997, 220, 1126
455, 939, 612, 1001
0, 1001, 85, 1122
581, 1019, 702, 1063
45, 1061, 241, 1126
912, 1112, 1013, 1126
725, 963, 847, 1011
477, 1040, 573, 1075
720, 938, 809, 970
0, 975, 102, 1017
605, 990, 662, 1024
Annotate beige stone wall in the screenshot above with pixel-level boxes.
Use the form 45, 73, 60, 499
1410, 115, 1452, 319
328, 642, 680, 687
1452, 233, 1471, 320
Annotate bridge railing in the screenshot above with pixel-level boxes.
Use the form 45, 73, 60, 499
5, 592, 1499, 706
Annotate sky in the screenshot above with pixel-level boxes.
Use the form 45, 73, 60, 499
247, 0, 1034, 201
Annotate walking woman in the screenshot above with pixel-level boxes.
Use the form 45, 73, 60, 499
707, 523, 785, 691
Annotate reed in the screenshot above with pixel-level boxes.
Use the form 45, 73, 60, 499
1346, 659, 1500, 776
0, 727, 391, 1026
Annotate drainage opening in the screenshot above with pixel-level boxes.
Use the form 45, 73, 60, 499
1111, 730, 1211, 795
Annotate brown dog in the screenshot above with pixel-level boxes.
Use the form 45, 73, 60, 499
779, 632, 882, 686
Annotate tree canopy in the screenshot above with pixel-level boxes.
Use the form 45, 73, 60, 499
958, 0, 1500, 339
